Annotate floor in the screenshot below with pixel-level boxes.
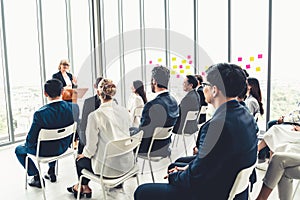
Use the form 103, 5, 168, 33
1, 136, 299, 200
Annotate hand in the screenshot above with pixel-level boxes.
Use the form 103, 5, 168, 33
76, 154, 85, 161
293, 125, 300, 131
72, 76, 77, 84
277, 116, 284, 124
193, 146, 198, 155
164, 165, 188, 179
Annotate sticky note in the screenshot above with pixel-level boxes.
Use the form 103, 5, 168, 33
250, 56, 254, 62
172, 57, 176, 61
258, 54, 263, 59
179, 65, 183, 69
171, 70, 176, 75
204, 66, 209, 70
201, 71, 206, 76
173, 65, 178, 69
176, 74, 180, 78
149, 60, 152, 64
256, 66, 261, 72
189, 60, 193, 64
186, 72, 192, 75
246, 64, 251, 69
182, 60, 187, 64
180, 70, 184, 74
186, 65, 191, 69
187, 55, 191, 59
158, 58, 162, 62
238, 57, 242, 62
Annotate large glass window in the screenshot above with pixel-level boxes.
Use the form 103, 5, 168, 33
231, 0, 268, 130
0, 49, 8, 144
270, 0, 300, 120
4, 0, 42, 141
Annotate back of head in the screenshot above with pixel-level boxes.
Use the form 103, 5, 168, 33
151, 66, 170, 89
195, 74, 203, 84
206, 63, 247, 98
247, 77, 264, 114
95, 77, 103, 87
98, 78, 116, 100
44, 79, 63, 98
133, 80, 147, 103
186, 75, 198, 89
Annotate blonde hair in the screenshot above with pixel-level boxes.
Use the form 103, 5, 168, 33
98, 78, 116, 100
58, 59, 70, 70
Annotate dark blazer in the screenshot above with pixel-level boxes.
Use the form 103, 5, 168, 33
172, 89, 200, 134
52, 71, 76, 88
79, 95, 101, 145
168, 100, 258, 199
196, 86, 208, 124
139, 91, 179, 155
25, 101, 79, 156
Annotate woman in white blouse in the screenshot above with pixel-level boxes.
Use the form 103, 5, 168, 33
67, 78, 133, 198
245, 77, 264, 116
127, 80, 147, 127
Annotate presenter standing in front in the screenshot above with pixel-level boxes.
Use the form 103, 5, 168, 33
52, 59, 77, 89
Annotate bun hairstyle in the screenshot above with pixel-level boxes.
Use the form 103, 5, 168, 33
98, 78, 116, 100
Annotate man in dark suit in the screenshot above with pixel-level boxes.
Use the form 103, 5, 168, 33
78, 77, 102, 154
195, 74, 208, 124
138, 66, 179, 156
15, 79, 79, 188
172, 75, 200, 135
135, 63, 258, 200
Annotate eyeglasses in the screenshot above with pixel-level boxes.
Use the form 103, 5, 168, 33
202, 82, 212, 87
62, 63, 69, 66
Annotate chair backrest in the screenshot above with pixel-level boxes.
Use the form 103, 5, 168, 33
152, 126, 173, 140
197, 106, 208, 122
228, 163, 256, 200
133, 107, 144, 127
182, 111, 199, 134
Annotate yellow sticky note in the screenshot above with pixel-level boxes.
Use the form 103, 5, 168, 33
158, 58, 162, 62
172, 57, 176, 61
250, 56, 254, 62
256, 66, 261, 72
171, 70, 176, 75
182, 60, 187, 64
180, 70, 184, 74
173, 65, 178, 69
186, 65, 190, 69
186, 72, 192, 75
204, 66, 209, 70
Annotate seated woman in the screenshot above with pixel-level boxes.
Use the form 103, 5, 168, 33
256, 151, 300, 200
67, 78, 133, 198
127, 80, 147, 127
245, 77, 264, 116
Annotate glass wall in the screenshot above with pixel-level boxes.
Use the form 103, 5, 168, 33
0, 48, 8, 144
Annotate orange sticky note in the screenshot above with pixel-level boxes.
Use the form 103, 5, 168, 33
250, 56, 254, 62
256, 66, 261, 72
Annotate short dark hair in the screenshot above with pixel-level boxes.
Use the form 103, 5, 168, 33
195, 74, 203, 84
95, 77, 103, 87
44, 79, 63, 98
186, 75, 198, 89
151, 66, 170, 89
206, 63, 247, 98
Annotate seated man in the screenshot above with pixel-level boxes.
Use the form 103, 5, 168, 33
135, 66, 179, 156
134, 63, 258, 200
15, 78, 79, 188
195, 74, 207, 124
172, 75, 200, 135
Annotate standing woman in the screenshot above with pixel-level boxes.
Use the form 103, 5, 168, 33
127, 80, 147, 127
245, 77, 264, 116
52, 59, 77, 89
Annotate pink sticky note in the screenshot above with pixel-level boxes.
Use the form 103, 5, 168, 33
238, 57, 242, 62
258, 54, 263, 59
176, 74, 180, 78
246, 64, 251, 69
187, 55, 191, 59
189, 60, 193, 64
149, 60, 152, 64
201, 71, 206, 76
179, 65, 183, 69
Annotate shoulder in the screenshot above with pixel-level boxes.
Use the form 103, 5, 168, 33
52, 71, 61, 77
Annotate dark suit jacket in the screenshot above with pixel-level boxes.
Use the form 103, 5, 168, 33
169, 100, 258, 199
25, 101, 79, 156
79, 95, 101, 145
172, 89, 200, 134
139, 91, 179, 155
196, 86, 208, 124
52, 71, 76, 88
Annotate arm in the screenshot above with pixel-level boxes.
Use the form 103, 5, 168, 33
25, 112, 42, 149
82, 113, 99, 158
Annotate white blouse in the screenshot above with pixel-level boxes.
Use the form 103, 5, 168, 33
127, 93, 144, 127
82, 101, 134, 178
245, 94, 259, 116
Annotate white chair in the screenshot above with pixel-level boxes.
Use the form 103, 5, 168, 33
132, 106, 143, 127
77, 130, 143, 200
138, 126, 173, 183
25, 122, 77, 200
293, 179, 300, 200
197, 105, 208, 129
173, 111, 199, 156
228, 163, 256, 200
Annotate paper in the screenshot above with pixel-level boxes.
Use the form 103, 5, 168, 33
187, 55, 191, 59
172, 57, 176, 61
189, 60, 193, 64
250, 56, 254, 62
258, 54, 263, 59
180, 70, 184, 74
246, 64, 251, 69
182, 60, 187, 64
179, 65, 183, 69
176, 74, 180, 78
238, 57, 242, 62
149, 60, 152, 64
158, 58, 162, 62
186, 65, 191, 69
171, 70, 176, 75
173, 65, 178, 69
256, 66, 261, 72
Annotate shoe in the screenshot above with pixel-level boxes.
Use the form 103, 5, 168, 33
28, 175, 45, 188
67, 185, 92, 199
44, 173, 57, 182
256, 161, 268, 171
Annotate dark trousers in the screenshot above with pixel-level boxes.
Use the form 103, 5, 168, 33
15, 144, 56, 176
168, 156, 195, 171
76, 157, 94, 185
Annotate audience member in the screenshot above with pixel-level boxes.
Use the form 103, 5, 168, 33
15, 79, 79, 187
245, 77, 264, 116
195, 74, 208, 123
172, 75, 200, 135
127, 80, 147, 127
78, 77, 103, 154
52, 59, 77, 89
256, 151, 300, 200
134, 63, 258, 200
132, 66, 178, 156
67, 78, 133, 198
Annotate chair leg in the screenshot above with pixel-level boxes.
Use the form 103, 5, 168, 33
172, 134, 177, 148
25, 156, 28, 189
141, 160, 145, 174
183, 135, 187, 156
37, 162, 46, 200
292, 179, 300, 200
136, 174, 140, 185
148, 160, 155, 183
55, 160, 58, 177
77, 176, 83, 200
101, 184, 107, 200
